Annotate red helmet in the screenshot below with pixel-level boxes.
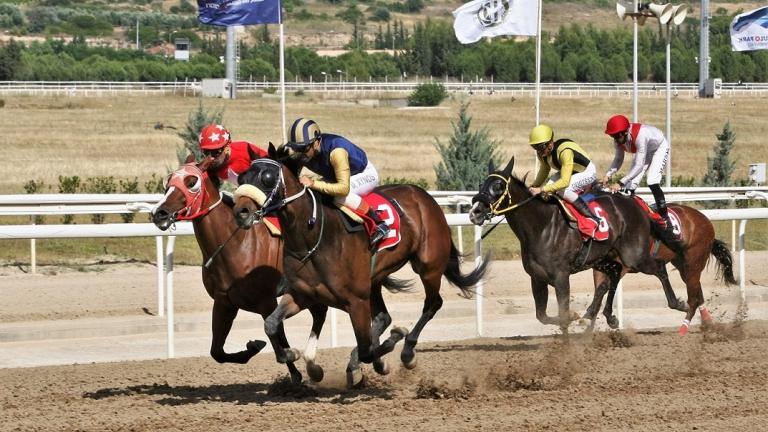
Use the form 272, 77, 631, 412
605, 115, 630, 136
199, 124, 231, 150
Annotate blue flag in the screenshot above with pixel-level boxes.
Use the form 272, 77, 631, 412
198, 0, 281, 26
730, 6, 768, 51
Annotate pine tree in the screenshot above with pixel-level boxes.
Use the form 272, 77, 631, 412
702, 121, 737, 187
176, 101, 224, 164
434, 102, 503, 191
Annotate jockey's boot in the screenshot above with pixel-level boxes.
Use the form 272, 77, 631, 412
571, 196, 600, 225
650, 184, 685, 254
367, 207, 389, 247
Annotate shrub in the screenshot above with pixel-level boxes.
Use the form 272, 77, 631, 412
23, 179, 47, 224
380, 176, 429, 190
83, 176, 117, 224
58, 175, 81, 224
119, 177, 140, 223
145, 173, 166, 194
407, 82, 447, 107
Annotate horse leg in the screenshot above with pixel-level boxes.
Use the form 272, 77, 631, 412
584, 269, 611, 330
209, 300, 266, 364
264, 293, 303, 364
302, 304, 328, 383
370, 284, 393, 376
532, 277, 559, 326
656, 262, 687, 312
401, 272, 443, 370
553, 274, 576, 333
601, 264, 626, 329
677, 261, 708, 336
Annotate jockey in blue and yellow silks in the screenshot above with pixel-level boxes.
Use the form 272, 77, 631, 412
528, 124, 600, 224
284, 118, 389, 247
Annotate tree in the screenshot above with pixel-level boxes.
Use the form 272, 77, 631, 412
177, 101, 224, 164
0, 39, 22, 80
434, 102, 503, 191
702, 121, 737, 187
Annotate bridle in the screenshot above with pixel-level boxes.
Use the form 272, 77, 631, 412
482, 173, 536, 218
158, 163, 223, 223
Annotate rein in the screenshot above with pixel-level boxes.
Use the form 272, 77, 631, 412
487, 173, 536, 215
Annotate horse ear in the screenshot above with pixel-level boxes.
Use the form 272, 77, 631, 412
502, 156, 515, 176
184, 153, 195, 164
268, 142, 277, 158
248, 144, 260, 161
488, 159, 495, 173
198, 156, 212, 172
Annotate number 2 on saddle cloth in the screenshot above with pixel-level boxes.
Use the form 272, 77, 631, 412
562, 193, 610, 242
354, 192, 402, 252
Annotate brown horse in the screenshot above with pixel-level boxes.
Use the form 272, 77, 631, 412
150, 158, 327, 384
232, 145, 489, 386
585, 202, 737, 335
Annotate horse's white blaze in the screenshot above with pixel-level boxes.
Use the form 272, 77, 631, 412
233, 184, 267, 206
151, 186, 175, 214
303, 331, 319, 362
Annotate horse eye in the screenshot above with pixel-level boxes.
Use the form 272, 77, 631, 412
261, 170, 277, 188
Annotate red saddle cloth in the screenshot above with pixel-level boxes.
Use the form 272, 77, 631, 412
358, 192, 401, 252
631, 195, 683, 240
562, 199, 610, 241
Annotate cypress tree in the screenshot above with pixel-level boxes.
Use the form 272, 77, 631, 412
702, 121, 737, 187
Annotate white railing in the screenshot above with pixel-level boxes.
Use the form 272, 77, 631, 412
1, 80, 768, 97
1, 187, 766, 358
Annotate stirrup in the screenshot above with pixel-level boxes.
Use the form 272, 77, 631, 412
370, 224, 389, 246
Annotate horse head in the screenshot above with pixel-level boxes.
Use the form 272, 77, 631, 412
151, 157, 221, 230
469, 156, 531, 225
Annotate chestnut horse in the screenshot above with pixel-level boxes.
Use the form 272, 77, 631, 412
232, 145, 489, 386
469, 157, 669, 332
150, 158, 327, 384
585, 202, 737, 335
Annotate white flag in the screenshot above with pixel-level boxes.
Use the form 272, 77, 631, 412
730, 6, 768, 52
453, 0, 538, 44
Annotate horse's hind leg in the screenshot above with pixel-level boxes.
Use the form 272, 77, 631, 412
302, 304, 328, 383
657, 262, 687, 312
401, 271, 443, 370
264, 293, 303, 364
210, 300, 266, 364
585, 269, 611, 329
601, 265, 626, 329
676, 258, 708, 336
370, 284, 393, 375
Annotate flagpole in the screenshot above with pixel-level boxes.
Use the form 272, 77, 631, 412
279, 20, 287, 144
534, 0, 542, 174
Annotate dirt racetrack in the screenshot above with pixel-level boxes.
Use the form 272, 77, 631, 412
1, 255, 768, 431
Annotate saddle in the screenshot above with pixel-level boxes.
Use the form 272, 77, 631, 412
337, 192, 404, 252
630, 195, 683, 240
555, 193, 610, 241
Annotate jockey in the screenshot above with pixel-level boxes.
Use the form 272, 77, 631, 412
284, 117, 389, 248
602, 115, 674, 234
198, 123, 268, 185
527, 124, 600, 224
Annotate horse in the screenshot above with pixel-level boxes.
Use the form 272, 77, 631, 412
585, 201, 737, 335
150, 157, 328, 384
469, 156, 671, 332
232, 144, 489, 386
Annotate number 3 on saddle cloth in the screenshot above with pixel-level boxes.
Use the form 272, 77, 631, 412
561, 193, 610, 242
629, 195, 683, 240
344, 192, 402, 253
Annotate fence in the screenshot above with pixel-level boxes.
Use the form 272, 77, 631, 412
1, 187, 767, 358
2, 81, 768, 97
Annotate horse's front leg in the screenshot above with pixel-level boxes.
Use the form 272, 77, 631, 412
264, 293, 303, 364
552, 273, 577, 333
302, 304, 328, 383
531, 276, 559, 326
210, 300, 266, 364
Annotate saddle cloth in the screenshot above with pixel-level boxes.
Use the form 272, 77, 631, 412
338, 192, 401, 252
559, 193, 610, 241
631, 195, 683, 240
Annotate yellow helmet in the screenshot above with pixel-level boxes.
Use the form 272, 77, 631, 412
529, 124, 554, 146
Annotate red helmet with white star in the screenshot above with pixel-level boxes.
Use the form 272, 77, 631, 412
199, 124, 231, 150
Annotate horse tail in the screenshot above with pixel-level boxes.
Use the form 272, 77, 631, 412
443, 242, 491, 297
711, 238, 738, 286
382, 275, 415, 293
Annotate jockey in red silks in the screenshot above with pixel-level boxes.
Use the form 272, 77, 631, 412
198, 123, 268, 185
283, 117, 389, 247
603, 115, 676, 236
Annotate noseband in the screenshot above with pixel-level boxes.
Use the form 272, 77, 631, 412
484, 173, 535, 217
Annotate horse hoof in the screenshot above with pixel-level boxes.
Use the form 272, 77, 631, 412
288, 348, 302, 362
606, 316, 619, 329
402, 356, 417, 370
346, 368, 364, 388
373, 359, 390, 375
246, 340, 267, 354
307, 361, 324, 383
679, 320, 690, 336
699, 307, 713, 322
391, 326, 409, 341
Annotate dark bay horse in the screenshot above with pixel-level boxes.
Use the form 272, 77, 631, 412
150, 158, 327, 384
586, 202, 737, 335
469, 156, 668, 332
232, 145, 489, 386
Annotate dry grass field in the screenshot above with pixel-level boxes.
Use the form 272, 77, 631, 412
2, 91, 767, 193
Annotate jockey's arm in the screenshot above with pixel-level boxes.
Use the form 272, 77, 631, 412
620, 141, 647, 186
311, 148, 351, 196
531, 156, 550, 188
542, 149, 574, 193
605, 145, 625, 180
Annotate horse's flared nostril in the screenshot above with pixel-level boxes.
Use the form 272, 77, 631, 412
235, 207, 253, 228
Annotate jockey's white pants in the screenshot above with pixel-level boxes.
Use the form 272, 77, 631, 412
334, 161, 380, 209
545, 162, 597, 203
627, 139, 669, 190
